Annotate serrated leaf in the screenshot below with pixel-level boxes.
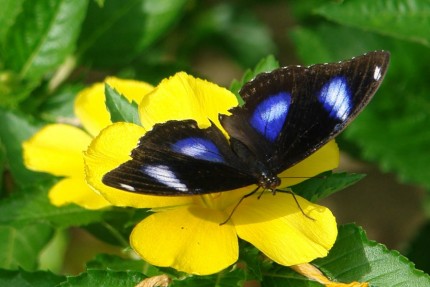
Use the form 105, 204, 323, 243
105, 84, 140, 124
0, 223, 53, 270
230, 55, 279, 103
0, 269, 65, 287
316, 0, 430, 47
85, 254, 165, 278
263, 224, 430, 286
77, 0, 187, 67
60, 269, 146, 287
1, 0, 88, 80
291, 172, 366, 202
314, 224, 430, 286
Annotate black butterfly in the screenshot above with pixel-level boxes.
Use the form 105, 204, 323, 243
102, 51, 390, 196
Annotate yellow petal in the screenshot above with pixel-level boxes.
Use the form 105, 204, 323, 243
75, 77, 153, 136
49, 177, 111, 209
23, 124, 91, 177
233, 192, 337, 266
139, 72, 238, 131
84, 122, 192, 208
130, 206, 238, 275
279, 140, 339, 188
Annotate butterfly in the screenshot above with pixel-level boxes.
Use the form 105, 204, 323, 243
102, 51, 390, 196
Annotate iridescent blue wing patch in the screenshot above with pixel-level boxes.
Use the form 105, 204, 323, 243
250, 92, 291, 142
171, 137, 225, 163
318, 76, 351, 121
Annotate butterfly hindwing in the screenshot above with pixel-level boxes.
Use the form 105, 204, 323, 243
221, 51, 390, 173
102, 120, 256, 195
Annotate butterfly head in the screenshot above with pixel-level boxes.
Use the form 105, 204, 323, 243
255, 161, 281, 191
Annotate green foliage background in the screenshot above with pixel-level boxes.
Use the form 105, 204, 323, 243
1, 0, 430, 286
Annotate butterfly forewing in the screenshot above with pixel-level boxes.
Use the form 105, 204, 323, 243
102, 120, 256, 195
222, 51, 390, 173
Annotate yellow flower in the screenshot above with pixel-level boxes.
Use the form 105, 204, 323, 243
84, 72, 339, 275
23, 77, 153, 209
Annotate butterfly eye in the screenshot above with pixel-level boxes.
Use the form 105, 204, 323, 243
250, 92, 291, 142
171, 137, 225, 163
318, 76, 352, 121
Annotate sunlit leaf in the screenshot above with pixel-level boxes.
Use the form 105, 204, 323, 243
1, 0, 88, 80
316, 0, 430, 47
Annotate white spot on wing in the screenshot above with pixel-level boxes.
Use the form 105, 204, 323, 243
180, 143, 211, 157
119, 183, 136, 191
143, 164, 188, 192
374, 66, 382, 80
319, 77, 351, 121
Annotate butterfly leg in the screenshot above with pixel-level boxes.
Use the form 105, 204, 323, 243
219, 186, 260, 226
275, 188, 315, 221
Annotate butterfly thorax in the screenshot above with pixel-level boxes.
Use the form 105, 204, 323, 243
256, 162, 281, 191
230, 137, 280, 191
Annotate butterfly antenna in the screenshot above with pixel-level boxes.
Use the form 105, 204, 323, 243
219, 187, 260, 226
275, 188, 315, 221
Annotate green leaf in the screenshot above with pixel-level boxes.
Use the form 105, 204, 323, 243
37, 84, 83, 122
0, 139, 6, 195
1, 0, 88, 80
60, 269, 146, 287
0, 269, 65, 287
83, 208, 149, 246
262, 267, 322, 287
230, 55, 279, 103
291, 172, 366, 202
0, 185, 105, 228
190, 4, 276, 67
170, 268, 246, 287
263, 224, 430, 286
105, 84, 140, 125
86, 254, 145, 272
238, 240, 265, 281
314, 224, 430, 286
86, 254, 163, 278
405, 221, 430, 274
0, 223, 53, 270
316, 0, 430, 47
0, 108, 51, 188
77, 0, 187, 67
0, 0, 25, 42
